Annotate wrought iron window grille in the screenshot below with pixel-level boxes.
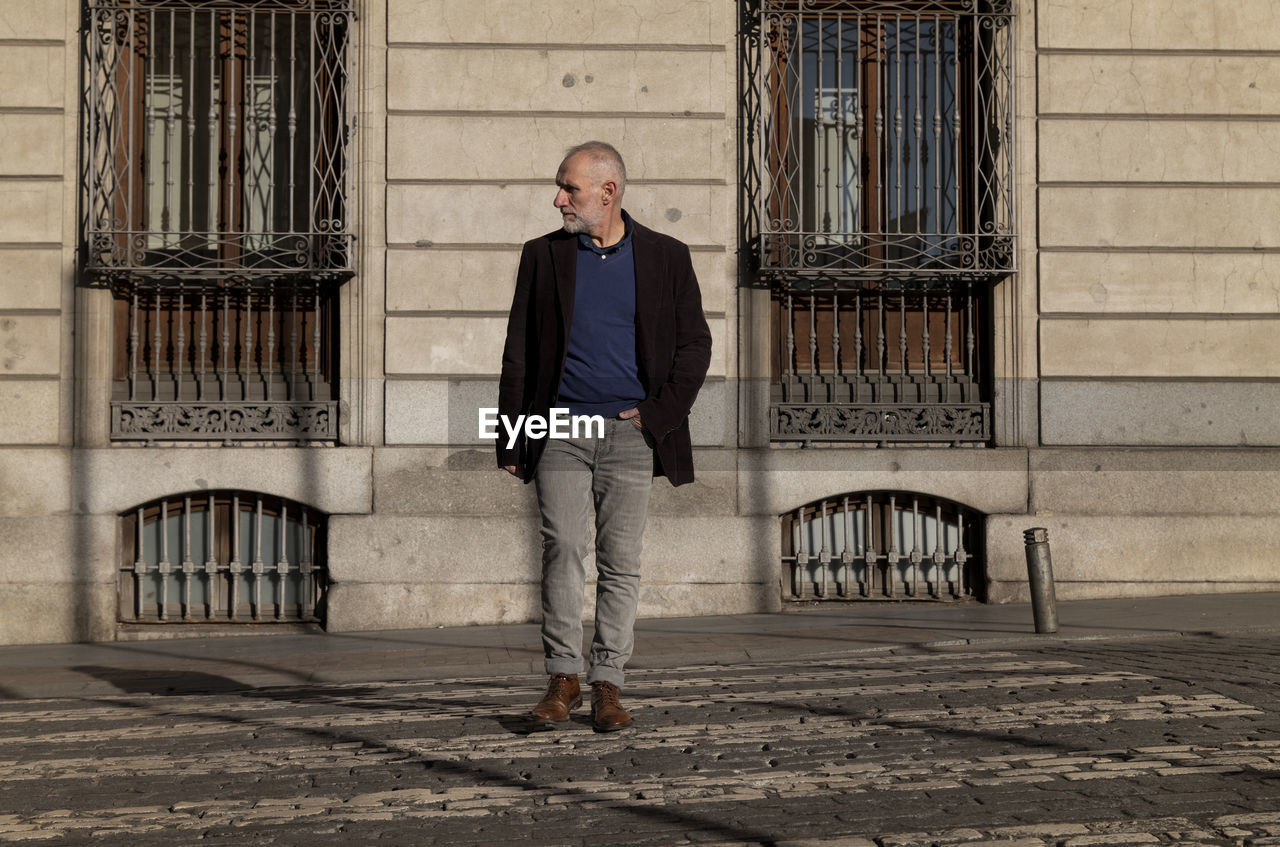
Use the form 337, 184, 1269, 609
110, 279, 339, 441
82, 0, 354, 441
741, 0, 1012, 444
771, 279, 989, 444
119, 489, 327, 624
783, 490, 983, 601
83, 0, 355, 284
742, 0, 1015, 281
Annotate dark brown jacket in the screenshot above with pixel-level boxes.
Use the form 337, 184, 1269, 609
497, 220, 712, 486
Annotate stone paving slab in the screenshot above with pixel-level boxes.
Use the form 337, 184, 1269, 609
1, 633, 1279, 845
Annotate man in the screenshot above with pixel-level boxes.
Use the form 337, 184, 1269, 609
497, 141, 712, 732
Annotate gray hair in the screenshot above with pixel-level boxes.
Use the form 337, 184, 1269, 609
562, 141, 627, 197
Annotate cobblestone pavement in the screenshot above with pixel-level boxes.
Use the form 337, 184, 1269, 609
1, 634, 1278, 845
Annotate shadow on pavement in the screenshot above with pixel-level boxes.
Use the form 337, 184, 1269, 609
71, 665, 252, 696
61, 670, 792, 846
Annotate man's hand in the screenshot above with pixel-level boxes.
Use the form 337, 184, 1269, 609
619, 408, 643, 429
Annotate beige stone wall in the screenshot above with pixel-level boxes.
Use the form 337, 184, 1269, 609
381, 0, 735, 452
1012, 1, 1280, 595
1037, 0, 1280, 445
0, 0, 87, 643
0, 0, 76, 448
4, 0, 1280, 645
331, 0, 753, 634
987, 513, 1280, 602
985, 449, 1280, 601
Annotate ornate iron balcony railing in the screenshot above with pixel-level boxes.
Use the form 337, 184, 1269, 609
743, 0, 1015, 280
83, 0, 354, 283
771, 279, 989, 443
110, 279, 339, 441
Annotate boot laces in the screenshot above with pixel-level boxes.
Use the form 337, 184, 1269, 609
593, 682, 621, 707
547, 674, 576, 695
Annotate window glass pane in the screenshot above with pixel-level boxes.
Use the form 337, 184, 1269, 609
797, 15, 958, 246
881, 18, 958, 241
141, 9, 315, 249
85, 2, 351, 277
800, 16, 860, 238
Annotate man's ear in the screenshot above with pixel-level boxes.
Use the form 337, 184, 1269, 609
599, 179, 618, 206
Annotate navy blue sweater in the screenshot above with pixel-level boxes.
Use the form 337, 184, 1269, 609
555, 214, 645, 418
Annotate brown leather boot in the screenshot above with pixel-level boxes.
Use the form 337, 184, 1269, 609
590, 681, 633, 732
531, 673, 581, 725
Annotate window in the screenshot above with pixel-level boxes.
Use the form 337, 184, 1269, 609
743, 0, 1014, 443
783, 491, 983, 601
83, 0, 353, 441
120, 490, 327, 623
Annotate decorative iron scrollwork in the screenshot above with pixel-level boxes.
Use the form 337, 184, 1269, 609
772, 403, 989, 441
744, 0, 1016, 281
113, 401, 338, 440
83, 0, 354, 284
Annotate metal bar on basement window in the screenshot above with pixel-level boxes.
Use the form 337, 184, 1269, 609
251, 494, 264, 620
118, 490, 326, 625
181, 494, 195, 620
276, 499, 289, 619
204, 491, 217, 618
817, 498, 830, 598
133, 506, 146, 621
886, 493, 898, 598
783, 492, 980, 603
229, 491, 242, 619
158, 499, 172, 621
910, 496, 922, 597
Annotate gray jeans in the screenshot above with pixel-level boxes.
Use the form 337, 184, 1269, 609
533, 417, 653, 687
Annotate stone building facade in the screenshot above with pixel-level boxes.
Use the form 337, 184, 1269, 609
0, 0, 1277, 645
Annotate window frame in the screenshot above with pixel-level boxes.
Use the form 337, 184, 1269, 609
119, 490, 327, 624
84, 0, 354, 283
741, 0, 1014, 445
744, 0, 1015, 282
81, 0, 355, 443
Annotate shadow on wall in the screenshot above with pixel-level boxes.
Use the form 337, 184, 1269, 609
70, 450, 102, 644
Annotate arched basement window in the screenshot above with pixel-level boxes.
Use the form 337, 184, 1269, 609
119, 490, 326, 624
782, 491, 983, 602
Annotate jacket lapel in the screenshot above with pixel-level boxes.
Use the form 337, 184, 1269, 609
631, 223, 661, 352
550, 233, 577, 348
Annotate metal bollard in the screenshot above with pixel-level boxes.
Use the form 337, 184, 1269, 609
1022, 528, 1059, 634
